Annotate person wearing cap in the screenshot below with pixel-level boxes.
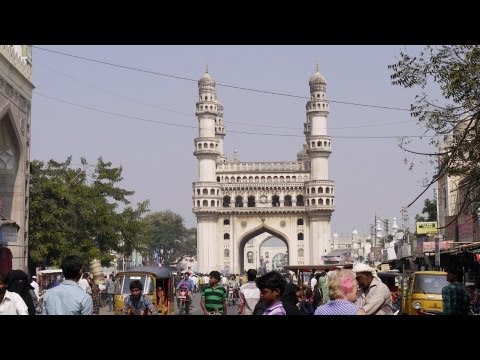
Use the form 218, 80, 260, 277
353, 263, 393, 315
442, 267, 470, 315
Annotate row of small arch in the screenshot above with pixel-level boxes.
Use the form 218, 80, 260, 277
194, 195, 333, 207
223, 218, 304, 226
309, 140, 331, 148
197, 142, 218, 149
307, 198, 334, 206
197, 105, 217, 111
222, 195, 304, 207
225, 249, 303, 258
223, 232, 305, 241
200, 95, 215, 102
312, 93, 326, 99
196, 188, 220, 196
307, 102, 328, 110
194, 196, 304, 208
307, 187, 333, 194
217, 175, 305, 183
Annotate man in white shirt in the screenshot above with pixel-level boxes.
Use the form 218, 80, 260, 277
238, 269, 260, 315
78, 273, 92, 294
353, 263, 393, 315
30, 275, 39, 300
0, 272, 29, 315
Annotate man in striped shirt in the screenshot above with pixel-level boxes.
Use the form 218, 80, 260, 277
200, 271, 227, 315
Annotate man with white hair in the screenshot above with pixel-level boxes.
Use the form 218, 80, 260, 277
353, 263, 393, 315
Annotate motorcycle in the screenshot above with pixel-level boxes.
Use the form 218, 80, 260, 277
227, 286, 239, 306
176, 288, 190, 315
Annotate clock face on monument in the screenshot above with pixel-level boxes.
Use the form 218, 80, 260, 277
260, 195, 267, 203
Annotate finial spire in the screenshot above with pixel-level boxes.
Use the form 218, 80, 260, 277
205, 64, 209, 74
316, 62, 319, 73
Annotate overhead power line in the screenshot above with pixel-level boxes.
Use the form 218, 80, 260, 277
33, 46, 411, 112
36, 60, 412, 131
33, 91, 432, 139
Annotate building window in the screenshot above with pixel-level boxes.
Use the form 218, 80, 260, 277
284, 195, 292, 207
235, 196, 243, 207
223, 219, 230, 225
224, 233, 230, 240
298, 233, 304, 240
296, 195, 304, 206
297, 218, 304, 226
272, 195, 280, 207
223, 196, 231, 207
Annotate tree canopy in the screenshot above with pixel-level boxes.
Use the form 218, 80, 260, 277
389, 45, 480, 216
415, 197, 437, 222
143, 211, 197, 266
28, 156, 149, 268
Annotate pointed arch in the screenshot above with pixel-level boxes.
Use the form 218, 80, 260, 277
238, 224, 289, 272
0, 104, 21, 173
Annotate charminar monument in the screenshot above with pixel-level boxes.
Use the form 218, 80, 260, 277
193, 65, 334, 273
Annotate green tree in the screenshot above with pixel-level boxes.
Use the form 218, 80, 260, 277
389, 45, 480, 216
28, 156, 149, 268
144, 211, 197, 266
415, 197, 437, 222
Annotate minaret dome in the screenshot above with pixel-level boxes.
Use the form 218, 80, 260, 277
309, 64, 327, 93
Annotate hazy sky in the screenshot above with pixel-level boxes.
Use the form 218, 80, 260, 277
31, 45, 436, 236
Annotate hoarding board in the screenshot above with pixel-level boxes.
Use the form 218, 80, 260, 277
416, 221, 438, 234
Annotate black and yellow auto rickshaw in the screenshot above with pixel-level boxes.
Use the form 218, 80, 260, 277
114, 266, 175, 315
403, 271, 448, 315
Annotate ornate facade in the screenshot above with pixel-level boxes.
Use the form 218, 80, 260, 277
0, 45, 33, 272
193, 66, 334, 273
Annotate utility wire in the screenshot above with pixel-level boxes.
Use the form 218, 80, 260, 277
33, 46, 411, 112
36, 59, 412, 131
34, 91, 432, 139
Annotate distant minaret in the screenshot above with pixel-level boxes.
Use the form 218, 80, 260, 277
304, 64, 335, 263
212, 66, 227, 164
193, 67, 221, 272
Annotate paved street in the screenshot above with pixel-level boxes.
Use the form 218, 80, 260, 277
98, 290, 239, 315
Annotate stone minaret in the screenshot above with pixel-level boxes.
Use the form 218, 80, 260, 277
215, 97, 227, 164
304, 64, 335, 263
193, 68, 221, 272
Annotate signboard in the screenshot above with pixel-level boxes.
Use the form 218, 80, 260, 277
416, 221, 438, 235
422, 240, 454, 252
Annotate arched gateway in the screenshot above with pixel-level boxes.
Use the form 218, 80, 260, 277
193, 65, 335, 273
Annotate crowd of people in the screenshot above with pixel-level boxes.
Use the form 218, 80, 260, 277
197, 263, 479, 316
1, 254, 479, 315
0, 255, 118, 315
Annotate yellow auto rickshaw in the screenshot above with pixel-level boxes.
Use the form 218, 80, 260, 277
403, 271, 448, 315
114, 266, 175, 315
